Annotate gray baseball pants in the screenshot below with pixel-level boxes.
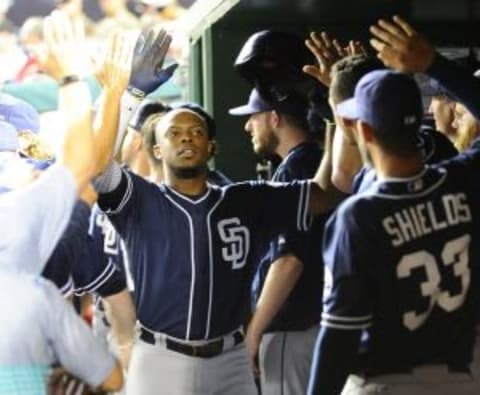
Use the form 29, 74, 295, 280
259, 324, 318, 395
126, 337, 257, 394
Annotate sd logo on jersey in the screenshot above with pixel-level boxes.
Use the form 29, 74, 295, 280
218, 218, 250, 269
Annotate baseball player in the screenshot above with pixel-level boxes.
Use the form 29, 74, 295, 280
229, 85, 327, 395
324, 54, 458, 196
308, 69, 480, 395
91, 40, 340, 392
125, 99, 232, 186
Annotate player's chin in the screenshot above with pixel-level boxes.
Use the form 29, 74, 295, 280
171, 164, 207, 179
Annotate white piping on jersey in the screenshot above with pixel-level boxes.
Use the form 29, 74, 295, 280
321, 312, 373, 322
376, 167, 427, 183
164, 194, 196, 341
204, 189, 226, 339
369, 168, 447, 200
108, 168, 134, 215
296, 181, 311, 231
297, 182, 305, 231
321, 321, 372, 330
165, 184, 212, 205
302, 181, 312, 231
421, 133, 435, 162
120, 238, 135, 292
60, 276, 74, 296
73, 258, 117, 296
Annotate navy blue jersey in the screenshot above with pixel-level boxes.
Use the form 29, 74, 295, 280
207, 169, 232, 186
72, 206, 127, 298
352, 127, 458, 194
322, 148, 480, 370
252, 141, 326, 331
42, 201, 91, 296
98, 169, 311, 340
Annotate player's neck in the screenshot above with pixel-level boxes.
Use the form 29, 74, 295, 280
276, 131, 309, 159
164, 173, 208, 197
374, 150, 424, 180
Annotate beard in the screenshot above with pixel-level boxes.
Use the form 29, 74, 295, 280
170, 164, 208, 179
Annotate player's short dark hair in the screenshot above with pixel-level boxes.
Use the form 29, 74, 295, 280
373, 126, 419, 156
330, 55, 385, 104
129, 99, 171, 132
171, 102, 216, 140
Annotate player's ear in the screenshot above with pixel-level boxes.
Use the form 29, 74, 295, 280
153, 144, 163, 160
208, 140, 216, 158
358, 121, 374, 143
270, 110, 280, 128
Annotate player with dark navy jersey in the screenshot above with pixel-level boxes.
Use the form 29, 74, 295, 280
308, 70, 480, 395
229, 86, 327, 395
94, 97, 339, 394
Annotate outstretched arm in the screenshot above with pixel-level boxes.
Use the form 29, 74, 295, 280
370, 15, 480, 120
42, 11, 94, 193
94, 27, 176, 195
308, 122, 348, 215
245, 254, 303, 373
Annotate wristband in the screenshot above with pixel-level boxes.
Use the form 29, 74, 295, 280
59, 75, 81, 87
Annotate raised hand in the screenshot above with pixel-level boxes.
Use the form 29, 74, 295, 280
96, 30, 134, 96
369, 15, 435, 73
303, 32, 347, 87
128, 26, 178, 97
41, 10, 90, 81
345, 40, 367, 57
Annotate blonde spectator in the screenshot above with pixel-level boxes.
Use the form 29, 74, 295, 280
452, 102, 480, 151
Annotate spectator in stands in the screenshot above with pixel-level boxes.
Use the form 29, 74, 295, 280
95, 0, 139, 38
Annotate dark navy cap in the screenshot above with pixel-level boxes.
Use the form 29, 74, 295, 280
228, 88, 274, 116
337, 70, 423, 133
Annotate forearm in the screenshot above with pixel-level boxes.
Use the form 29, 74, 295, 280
58, 81, 94, 193
308, 327, 361, 395
103, 290, 136, 368
248, 255, 303, 338
310, 123, 347, 215
427, 53, 480, 121
94, 89, 141, 175
331, 128, 362, 194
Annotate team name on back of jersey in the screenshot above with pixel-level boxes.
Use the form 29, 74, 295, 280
383, 193, 472, 247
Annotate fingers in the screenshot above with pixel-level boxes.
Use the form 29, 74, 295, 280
306, 36, 328, 66
302, 64, 323, 80
154, 32, 172, 69
332, 39, 346, 58
369, 24, 400, 48
369, 37, 387, 53
378, 18, 408, 41
393, 14, 417, 36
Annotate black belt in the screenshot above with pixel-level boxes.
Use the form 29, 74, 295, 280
139, 328, 244, 359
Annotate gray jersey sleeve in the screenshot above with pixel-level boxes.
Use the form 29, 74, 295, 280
93, 161, 123, 193
0, 164, 77, 274
42, 279, 117, 388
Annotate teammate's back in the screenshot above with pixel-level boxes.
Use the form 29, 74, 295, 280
325, 148, 480, 371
